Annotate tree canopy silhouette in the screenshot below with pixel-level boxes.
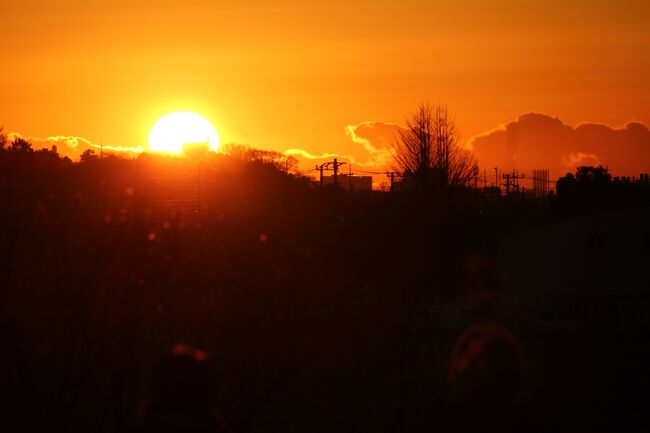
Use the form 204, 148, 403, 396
80, 148, 98, 162
554, 165, 650, 212
221, 143, 298, 174
393, 102, 476, 191
557, 165, 612, 199
10, 136, 33, 153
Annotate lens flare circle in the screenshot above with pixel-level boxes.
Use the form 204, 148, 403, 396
148, 112, 219, 154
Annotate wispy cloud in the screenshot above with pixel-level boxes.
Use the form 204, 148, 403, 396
284, 148, 355, 162
45, 135, 96, 149
89, 143, 145, 153
560, 152, 600, 168
7, 132, 143, 159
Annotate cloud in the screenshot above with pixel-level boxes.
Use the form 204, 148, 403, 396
560, 152, 600, 168
6, 132, 143, 159
470, 113, 650, 178
284, 148, 355, 162
284, 121, 403, 171
46, 135, 95, 149
344, 121, 402, 167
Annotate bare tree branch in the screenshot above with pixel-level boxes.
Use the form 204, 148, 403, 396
393, 102, 476, 190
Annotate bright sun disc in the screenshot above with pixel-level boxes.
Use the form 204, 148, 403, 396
148, 112, 220, 154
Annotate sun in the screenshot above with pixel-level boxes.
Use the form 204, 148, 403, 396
148, 112, 220, 154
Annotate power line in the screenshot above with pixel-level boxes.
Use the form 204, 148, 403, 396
350, 167, 386, 175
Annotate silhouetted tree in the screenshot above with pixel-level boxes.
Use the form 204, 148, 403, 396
222, 143, 298, 173
10, 136, 33, 153
393, 102, 476, 191
556, 165, 616, 212
556, 172, 576, 196
80, 148, 98, 162
557, 165, 650, 213
575, 165, 612, 184
557, 165, 612, 196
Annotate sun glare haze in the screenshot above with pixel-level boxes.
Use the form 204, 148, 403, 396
148, 112, 220, 154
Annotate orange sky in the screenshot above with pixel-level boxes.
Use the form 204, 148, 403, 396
2, 0, 649, 175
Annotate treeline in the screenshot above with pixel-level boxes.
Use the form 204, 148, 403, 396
556, 165, 650, 213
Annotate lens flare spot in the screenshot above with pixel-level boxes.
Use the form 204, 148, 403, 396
173, 343, 188, 356
194, 350, 208, 362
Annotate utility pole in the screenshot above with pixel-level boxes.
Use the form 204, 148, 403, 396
386, 171, 402, 195
332, 158, 346, 188
333, 158, 339, 187
516, 171, 525, 201
317, 160, 346, 189
503, 170, 525, 200
318, 162, 332, 188
349, 163, 352, 192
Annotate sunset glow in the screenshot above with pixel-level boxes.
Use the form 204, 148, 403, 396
148, 112, 220, 154
2, 2, 649, 428
2, 1, 648, 177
